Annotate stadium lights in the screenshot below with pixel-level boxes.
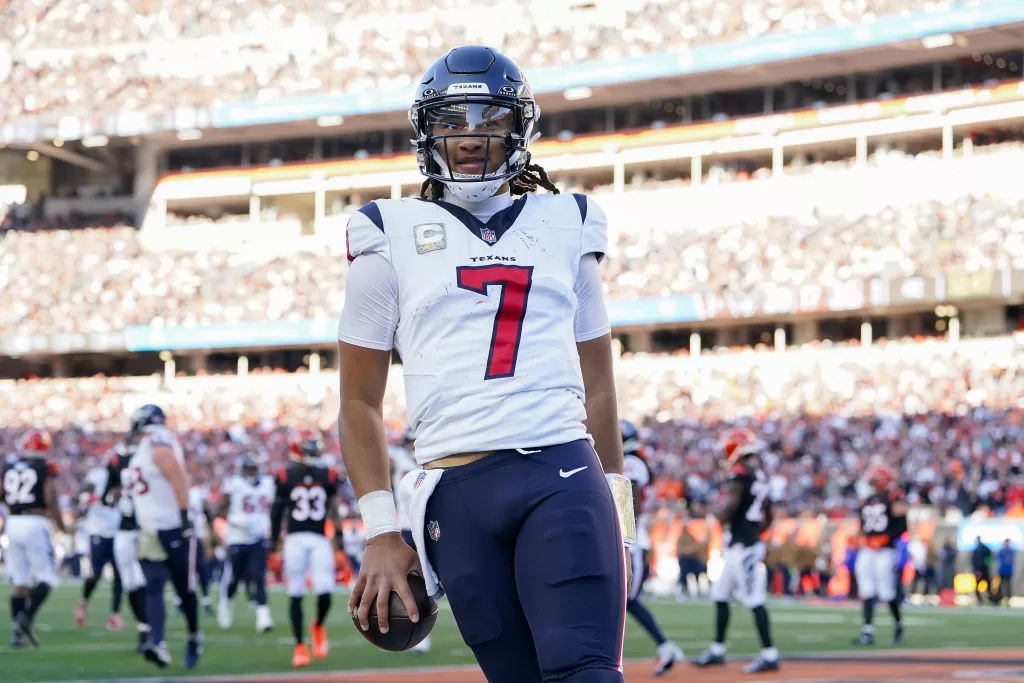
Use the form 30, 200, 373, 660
52, 138, 64, 147
176, 129, 203, 141
563, 87, 593, 101
82, 135, 109, 147
26, 150, 39, 161
317, 115, 344, 127
921, 33, 955, 49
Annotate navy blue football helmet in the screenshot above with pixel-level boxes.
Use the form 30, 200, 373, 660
620, 419, 642, 455
409, 45, 540, 202
128, 404, 166, 441
239, 454, 260, 483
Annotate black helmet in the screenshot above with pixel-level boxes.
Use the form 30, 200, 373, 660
128, 404, 166, 441
409, 45, 540, 202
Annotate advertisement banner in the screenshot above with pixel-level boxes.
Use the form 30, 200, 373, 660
124, 319, 339, 352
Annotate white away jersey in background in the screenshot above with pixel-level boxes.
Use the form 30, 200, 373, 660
222, 475, 275, 545
132, 426, 186, 531
342, 193, 608, 463
83, 466, 121, 537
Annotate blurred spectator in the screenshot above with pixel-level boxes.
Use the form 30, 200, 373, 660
994, 539, 1015, 605
971, 536, 992, 604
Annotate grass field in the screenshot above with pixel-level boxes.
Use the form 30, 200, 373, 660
2, 583, 1023, 683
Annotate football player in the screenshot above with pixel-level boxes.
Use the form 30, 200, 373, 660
188, 482, 216, 617
216, 454, 275, 633
339, 45, 632, 683
852, 464, 909, 645
621, 420, 683, 676
107, 441, 151, 652
74, 451, 125, 631
1, 429, 66, 648
692, 429, 780, 673
128, 405, 203, 669
270, 435, 345, 668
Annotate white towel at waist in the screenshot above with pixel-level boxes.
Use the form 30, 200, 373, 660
398, 467, 445, 600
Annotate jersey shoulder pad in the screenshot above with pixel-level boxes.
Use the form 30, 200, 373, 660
570, 193, 608, 261
889, 488, 906, 502
47, 460, 61, 475
729, 463, 750, 479
274, 467, 289, 486
346, 201, 390, 263
327, 467, 339, 485
144, 425, 177, 447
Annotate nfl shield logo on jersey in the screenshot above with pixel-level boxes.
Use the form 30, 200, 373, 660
415, 471, 427, 489
480, 227, 497, 244
427, 520, 441, 541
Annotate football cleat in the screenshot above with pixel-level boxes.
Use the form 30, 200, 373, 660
311, 624, 329, 659
852, 632, 875, 646
106, 612, 125, 631
255, 605, 274, 633
654, 642, 683, 676
691, 648, 726, 667
142, 640, 172, 668
743, 655, 781, 674
292, 643, 312, 667
10, 630, 28, 648
184, 635, 203, 669
413, 634, 432, 653
13, 615, 38, 648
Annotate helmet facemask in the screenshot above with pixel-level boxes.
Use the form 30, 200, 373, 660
411, 96, 539, 202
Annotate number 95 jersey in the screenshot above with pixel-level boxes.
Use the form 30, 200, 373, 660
342, 193, 608, 464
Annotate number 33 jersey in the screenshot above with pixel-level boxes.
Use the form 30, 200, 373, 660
342, 193, 608, 464
274, 464, 339, 536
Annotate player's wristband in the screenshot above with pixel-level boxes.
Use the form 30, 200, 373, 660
606, 473, 636, 547
357, 490, 400, 542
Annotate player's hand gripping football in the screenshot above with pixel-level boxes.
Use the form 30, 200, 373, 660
349, 532, 422, 634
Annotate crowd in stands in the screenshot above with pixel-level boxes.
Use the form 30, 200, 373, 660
3, 0, 980, 124
4, 141, 1024, 336
2, 337, 1023, 521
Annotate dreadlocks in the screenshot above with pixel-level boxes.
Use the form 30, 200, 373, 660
419, 162, 560, 200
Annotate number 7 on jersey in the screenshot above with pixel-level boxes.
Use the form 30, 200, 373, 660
456, 265, 534, 380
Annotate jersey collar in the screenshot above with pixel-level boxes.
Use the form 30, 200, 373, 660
422, 192, 528, 246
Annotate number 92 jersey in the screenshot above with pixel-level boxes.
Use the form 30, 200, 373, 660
342, 193, 608, 464
2, 457, 59, 515
274, 464, 339, 536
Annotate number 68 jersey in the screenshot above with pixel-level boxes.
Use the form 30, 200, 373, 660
342, 193, 608, 464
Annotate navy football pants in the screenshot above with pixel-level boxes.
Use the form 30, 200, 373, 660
424, 440, 626, 683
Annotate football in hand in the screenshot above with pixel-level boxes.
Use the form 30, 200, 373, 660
353, 572, 438, 651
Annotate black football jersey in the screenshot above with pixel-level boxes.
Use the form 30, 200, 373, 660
106, 452, 139, 532
2, 457, 58, 515
725, 463, 771, 546
860, 493, 905, 548
274, 463, 339, 536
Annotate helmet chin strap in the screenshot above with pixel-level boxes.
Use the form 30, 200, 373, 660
431, 147, 522, 203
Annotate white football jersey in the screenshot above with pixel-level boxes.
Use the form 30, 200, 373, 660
343, 193, 607, 463
388, 446, 417, 530
131, 426, 186, 532
188, 486, 210, 539
222, 475, 275, 545
83, 466, 120, 537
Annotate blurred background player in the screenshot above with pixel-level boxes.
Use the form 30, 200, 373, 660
188, 481, 216, 616
852, 464, 909, 645
389, 426, 431, 654
692, 429, 779, 673
270, 434, 345, 668
74, 449, 125, 631
621, 420, 683, 675
1, 429, 66, 648
107, 441, 152, 653
216, 453, 275, 633
129, 404, 203, 670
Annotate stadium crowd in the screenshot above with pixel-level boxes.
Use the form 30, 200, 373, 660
3, 337, 1023, 521
3, 0, 981, 124
4, 141, 1024, 336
